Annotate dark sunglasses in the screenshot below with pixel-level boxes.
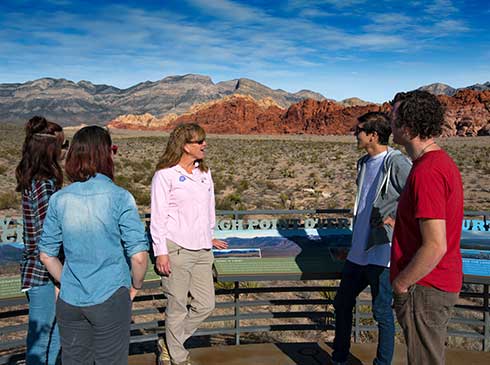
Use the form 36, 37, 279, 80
355, 126, 368, 135
188, 139, 205, 145
111, 145, 118, 155
61, 140, 70, 150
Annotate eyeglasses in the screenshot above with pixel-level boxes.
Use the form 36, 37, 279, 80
188, 139, 205, 145
61, 140, 70, 150
111, 145, 118, 155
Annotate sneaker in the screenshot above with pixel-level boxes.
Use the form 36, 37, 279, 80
157, 338, 171, 365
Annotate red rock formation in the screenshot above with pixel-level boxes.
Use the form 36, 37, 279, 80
169, 95, 283, 134
279, 99, 388, 134
106, 91, 490, 136
438, 89, 490, 136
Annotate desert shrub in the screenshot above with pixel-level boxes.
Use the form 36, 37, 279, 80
141, 159, 153, 170
216, 192, 244, 210
281, 168, 295, 178
213, 173, 226, 194
0, 191, 19, 210
130, 189, 151, 206
114, 175, 131, 189
132, 172, 147, 184
235, 179, 249, 193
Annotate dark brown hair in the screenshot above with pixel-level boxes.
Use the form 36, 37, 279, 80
156, 123, 208, 172
65, 126, 114, 182
391, 90, 445, 139
15, 116, 64, 192
357, 112, 391, 145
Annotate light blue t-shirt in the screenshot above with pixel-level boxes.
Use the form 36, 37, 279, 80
39, 173, 148, 306
347, 151, 391, 267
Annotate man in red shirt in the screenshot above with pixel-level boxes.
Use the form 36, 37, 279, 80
389, 90, 463, 365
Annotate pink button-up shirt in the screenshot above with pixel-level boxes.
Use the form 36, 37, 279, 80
150, 165, 215, 256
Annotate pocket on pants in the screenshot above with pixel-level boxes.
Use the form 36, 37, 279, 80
420, 287, 455, 328
393, 286, 413, 323
393, 292, 408, 310
166, 239, 181, 256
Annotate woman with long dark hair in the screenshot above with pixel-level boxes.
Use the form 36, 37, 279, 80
15, 116, 65, 365
150, 123, 227, 365
39, 125, 149, 365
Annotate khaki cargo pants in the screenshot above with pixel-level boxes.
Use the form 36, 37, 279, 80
161, 240, 215, 364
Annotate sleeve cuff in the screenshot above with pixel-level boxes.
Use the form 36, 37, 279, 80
39, 247, 60, 257
153, 241, 168, 256
127, 242, 149, 257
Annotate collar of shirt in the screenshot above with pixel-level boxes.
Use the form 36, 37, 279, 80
91, 173, 113, 183
172, 164, 203, 182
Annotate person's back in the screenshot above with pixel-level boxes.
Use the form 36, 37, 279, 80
39, 126, 148, 365
15, 116, 65, 365
45, 173, 146, 305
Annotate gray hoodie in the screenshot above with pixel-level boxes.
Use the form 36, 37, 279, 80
353, 147, 412, 251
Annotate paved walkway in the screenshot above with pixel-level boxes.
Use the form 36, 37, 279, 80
129, 342, 490, 365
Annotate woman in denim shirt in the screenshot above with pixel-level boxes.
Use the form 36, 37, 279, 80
16, 116, 66, 365
39, 126, 149, 365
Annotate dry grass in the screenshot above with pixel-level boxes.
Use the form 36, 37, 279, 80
2, 125, 489, 217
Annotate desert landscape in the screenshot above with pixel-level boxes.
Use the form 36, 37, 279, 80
1, 124, 489, 218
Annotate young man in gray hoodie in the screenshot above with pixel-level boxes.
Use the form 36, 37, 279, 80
332, 112, 411, 365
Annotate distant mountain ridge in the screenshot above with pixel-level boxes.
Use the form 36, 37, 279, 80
0, 74, 326, 125
417, 81, 490, 96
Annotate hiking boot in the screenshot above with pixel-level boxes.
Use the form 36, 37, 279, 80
171, 356, 197, 365
157, 338, 171, 365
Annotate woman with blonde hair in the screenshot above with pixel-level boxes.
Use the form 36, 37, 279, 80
151, 123, 227, 365
16, 116, 66, 365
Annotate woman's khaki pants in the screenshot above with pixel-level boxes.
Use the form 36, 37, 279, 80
161, 240, 215, 364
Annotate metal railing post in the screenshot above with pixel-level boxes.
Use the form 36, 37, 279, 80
484, 284, 490, 351
354, 296, 361, 343
234, 281, 241, 345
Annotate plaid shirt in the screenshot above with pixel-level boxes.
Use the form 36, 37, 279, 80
20, 179, 58, 290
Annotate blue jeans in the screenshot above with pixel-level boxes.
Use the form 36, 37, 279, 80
26, 281, 61, 365
332, 260, 395, 365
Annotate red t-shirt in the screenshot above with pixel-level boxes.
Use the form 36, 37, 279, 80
390, 150, 463, 292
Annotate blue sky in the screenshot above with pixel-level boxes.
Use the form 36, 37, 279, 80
0, 0, 489, 102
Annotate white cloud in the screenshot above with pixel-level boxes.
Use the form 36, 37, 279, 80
425, 0, 458, 17
184, 0, 267, 22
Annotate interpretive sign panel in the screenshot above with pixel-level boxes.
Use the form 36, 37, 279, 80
213, 228, 490, 282
1, 215, 490, 299
213, 228, 351, 281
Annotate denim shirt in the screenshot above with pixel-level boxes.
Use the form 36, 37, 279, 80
39, 173, 148, 306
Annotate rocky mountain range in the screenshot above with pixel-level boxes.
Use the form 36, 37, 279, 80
2, 74, 489, 136
0, 74, 326, 125
417, 82, 490, 96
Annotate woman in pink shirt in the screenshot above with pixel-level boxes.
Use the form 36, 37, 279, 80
150, 123, 227, 365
